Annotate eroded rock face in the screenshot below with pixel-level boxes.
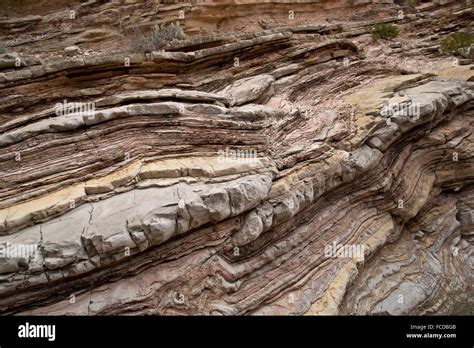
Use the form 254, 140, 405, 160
0, 0, 472, 315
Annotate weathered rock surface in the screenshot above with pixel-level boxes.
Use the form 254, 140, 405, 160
0, 0, 472, 315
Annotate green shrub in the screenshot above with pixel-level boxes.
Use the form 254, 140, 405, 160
372, 23, 400, 40
127, 22, 186, 53
0, 0, 19, 18
400, 0, 420, 7
441, 31, 474, 57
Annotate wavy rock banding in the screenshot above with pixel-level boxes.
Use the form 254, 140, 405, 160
0, 0, 473, 315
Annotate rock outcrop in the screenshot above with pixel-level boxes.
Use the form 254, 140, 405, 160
0, 0, 472, 315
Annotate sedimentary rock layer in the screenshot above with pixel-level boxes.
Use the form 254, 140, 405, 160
0, 0, 472, 315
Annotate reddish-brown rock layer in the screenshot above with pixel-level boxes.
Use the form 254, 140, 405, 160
0, 0, 472, 315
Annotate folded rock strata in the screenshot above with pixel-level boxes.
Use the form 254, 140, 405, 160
0, 0, 472, 315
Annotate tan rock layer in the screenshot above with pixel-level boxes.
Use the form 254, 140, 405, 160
0, 0, 472, 315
